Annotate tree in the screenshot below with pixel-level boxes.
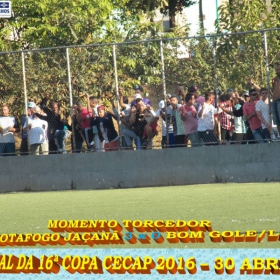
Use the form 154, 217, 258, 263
0, 0, 128, 50
214, 0, 280, 91
126, 0, 195, 29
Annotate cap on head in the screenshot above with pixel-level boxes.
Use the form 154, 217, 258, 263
188, 86, 198, 93
134, 85, 144, 92
227, 88, 234, 93
97, 105, 105, 111
134, 93, 143, 100
158, 100, 165, 109
243, 91, 249, 97
28, 102, 36, 108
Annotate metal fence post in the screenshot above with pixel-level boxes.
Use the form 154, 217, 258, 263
212, 36, 221, 142
212, 36, 218, 106
21, 51, 28, 118
160, 39, 168, 147
66, 48, 73, 107
66, 47, 75, 151
112, 44, 121, 150
263, 31, 273, 136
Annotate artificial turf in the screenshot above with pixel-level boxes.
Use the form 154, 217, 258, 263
1, 182, 280, 248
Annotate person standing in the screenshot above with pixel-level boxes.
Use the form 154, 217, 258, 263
131, 85, 151, 106
219, 93, 234, 144
87, 94, 103, 151
20, 102, 34, 155
197, 92, 219, 145
169, 95, 185, 147
243, 89, 264, 142
23, 106, 49, 155
256, 88, 272, 141
0, 105, 20, 156
180, 93, 200, 147
37, 93, 65, 153
70, 104, 85, 152
232, 98, 247, 144
76, 100, 93, 150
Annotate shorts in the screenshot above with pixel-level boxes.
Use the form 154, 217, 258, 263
143, 122, 158, 137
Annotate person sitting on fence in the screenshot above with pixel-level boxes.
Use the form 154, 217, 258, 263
169, 95, 186, 147
54, 115, 71, 154
197, 92, 219, 145
0, 105, 20, 156
23, 105, 48, 155
179, 93, 200, 147
114, 88, 139, 150
90, 105, 119, 152
129, 100, 158, 149
141, 103, 158, 150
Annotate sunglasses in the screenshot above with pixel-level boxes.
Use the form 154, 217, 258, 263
261, 92, 268, 94
250, 93, 258, 96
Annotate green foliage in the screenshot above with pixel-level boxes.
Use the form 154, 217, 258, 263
1, 0, 280, 122
0, 0, 129, 50
214, 0, 280, 91
125, 0, 195, 16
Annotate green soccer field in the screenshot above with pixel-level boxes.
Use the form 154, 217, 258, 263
1, 182, 280, 248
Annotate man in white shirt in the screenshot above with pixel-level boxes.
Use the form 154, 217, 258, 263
197, 92, 219, 145
255, 88, 271, 141
0, 105, 20, 156
24, 106, 49, 155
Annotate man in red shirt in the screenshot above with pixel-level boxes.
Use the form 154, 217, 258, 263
76, 101, 93, 149
243, 89, 265, 142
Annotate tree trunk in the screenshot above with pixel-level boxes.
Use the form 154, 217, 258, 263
168, 0, 177, 29
199, 0, 204, 35
169, 13, 176, 29
229, 0, 234, 19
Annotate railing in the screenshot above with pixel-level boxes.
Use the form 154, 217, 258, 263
0, 28, 280, 155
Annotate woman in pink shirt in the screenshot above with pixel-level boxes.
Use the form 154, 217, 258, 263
179, 93, 201, 147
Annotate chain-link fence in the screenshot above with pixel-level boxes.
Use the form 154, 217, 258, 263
1, 28, 280, 155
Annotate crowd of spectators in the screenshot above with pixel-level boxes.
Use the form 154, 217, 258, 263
1, 65, 280, 155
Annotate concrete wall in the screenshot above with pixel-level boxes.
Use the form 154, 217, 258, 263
1, 143, 279, 193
